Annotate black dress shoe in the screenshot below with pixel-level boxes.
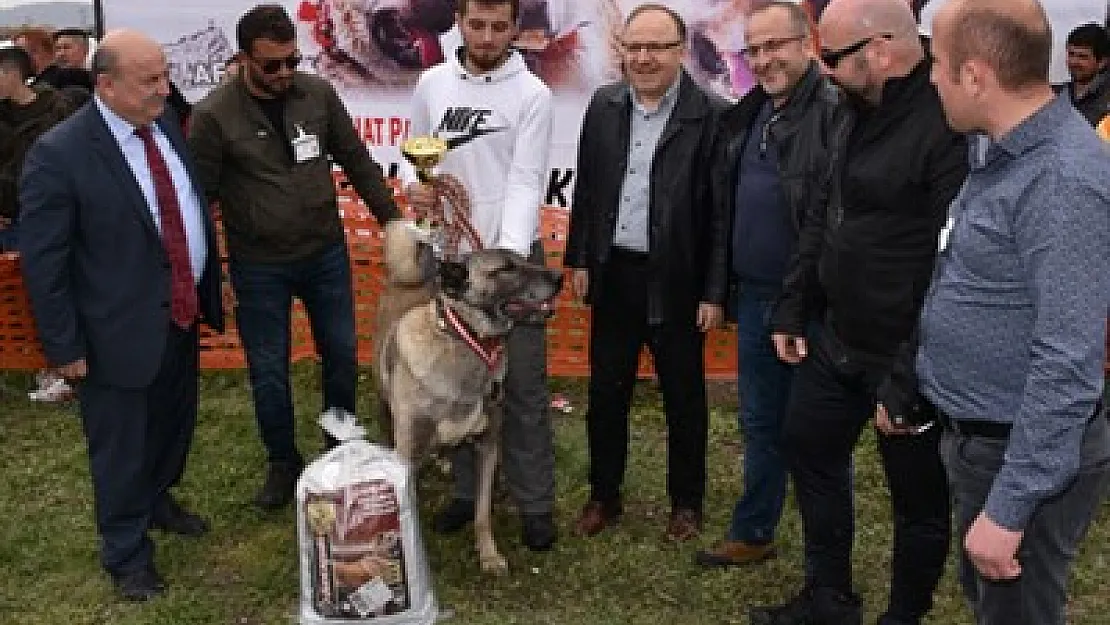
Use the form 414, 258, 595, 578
151, 495, 209, 537
112, 567, 166, 602
750, 585, 862, 625
432, 498, 474, 534
521, 513, 557, 551
254, 460, 304, 510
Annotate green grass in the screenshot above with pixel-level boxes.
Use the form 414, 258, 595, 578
0, 367, 1106, 624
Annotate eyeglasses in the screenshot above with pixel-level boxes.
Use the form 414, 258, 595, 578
739, 35, 805, 59
254, 53, 302, 74
819, 34, 891, 69
621, 41, 683, 55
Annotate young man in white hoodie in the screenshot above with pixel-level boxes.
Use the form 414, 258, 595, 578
406, 0, 557, 551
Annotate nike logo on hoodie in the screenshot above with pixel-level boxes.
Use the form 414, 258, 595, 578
435, 106, 508, 149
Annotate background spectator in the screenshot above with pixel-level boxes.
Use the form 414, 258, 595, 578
1062, 22, 1110, 125
52, 27, 90, 69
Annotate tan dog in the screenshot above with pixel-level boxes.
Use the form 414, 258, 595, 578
374, 220, 562, 572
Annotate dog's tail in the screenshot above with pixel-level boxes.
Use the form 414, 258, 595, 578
384, 219, 435, 286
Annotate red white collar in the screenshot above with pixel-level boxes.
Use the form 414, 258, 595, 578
436, 298, 504, 372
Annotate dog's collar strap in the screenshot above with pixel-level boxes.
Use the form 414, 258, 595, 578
437, 299, 505, 372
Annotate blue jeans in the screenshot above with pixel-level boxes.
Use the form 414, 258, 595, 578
229, 242, 357, 464
728, 281, 794, 545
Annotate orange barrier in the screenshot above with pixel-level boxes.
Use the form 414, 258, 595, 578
0, 181, 741, 379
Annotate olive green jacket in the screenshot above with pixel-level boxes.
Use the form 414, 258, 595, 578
188, 73, 398, 262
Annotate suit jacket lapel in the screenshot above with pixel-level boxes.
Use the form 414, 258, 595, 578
85, 106, 160, 238
156, 115, 222, 279
157, 116, 210, 218
658, 73, 706, 150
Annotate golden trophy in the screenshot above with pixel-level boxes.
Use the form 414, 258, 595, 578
400, 136, 447, 184
401, 136, 481, 257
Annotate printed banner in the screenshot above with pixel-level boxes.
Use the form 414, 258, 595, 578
98, 0, 773, 207
99, 0, 1109, 206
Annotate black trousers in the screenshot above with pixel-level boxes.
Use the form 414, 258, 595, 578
585, 250, 709, 510
783, 328, 950, 622
77, 324, 199, 575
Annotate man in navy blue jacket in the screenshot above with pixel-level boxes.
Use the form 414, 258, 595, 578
19, 30, 223, 602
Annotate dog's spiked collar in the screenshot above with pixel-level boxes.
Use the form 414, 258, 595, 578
435, 297, 505, 372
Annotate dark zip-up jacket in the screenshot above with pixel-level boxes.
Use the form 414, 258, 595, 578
187, 73, 398, 263
1060, 70, 1110, 126
771, 59, 968, 360
564, 72, 729, 325
0, 85, 75, 219
715, 63, 850, 307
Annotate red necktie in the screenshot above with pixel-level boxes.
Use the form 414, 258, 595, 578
136, 125, 199, 329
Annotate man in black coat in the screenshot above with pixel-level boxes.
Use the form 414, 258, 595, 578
695, 0, 851, 569
563, 3, 728, 543
18, 30, 223, 602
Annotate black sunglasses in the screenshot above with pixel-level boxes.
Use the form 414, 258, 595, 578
255, 53, 302, 74
819, 34, 891, 69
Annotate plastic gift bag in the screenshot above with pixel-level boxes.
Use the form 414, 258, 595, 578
297, 409, 438, 625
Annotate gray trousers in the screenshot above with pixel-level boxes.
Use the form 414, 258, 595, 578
940, 413, 1110, 625
449, 242, 555, 516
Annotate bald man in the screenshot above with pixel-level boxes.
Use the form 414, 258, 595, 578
918, 1, 1110, 623
755, 0, 966, 623
18, 30, 223, 601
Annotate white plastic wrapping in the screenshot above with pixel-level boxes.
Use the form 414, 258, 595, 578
297, 410, 438, 625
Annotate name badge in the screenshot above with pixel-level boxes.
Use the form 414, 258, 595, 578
291, 124, 321, 163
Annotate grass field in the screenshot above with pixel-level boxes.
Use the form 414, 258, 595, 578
0, 366, 1106, 624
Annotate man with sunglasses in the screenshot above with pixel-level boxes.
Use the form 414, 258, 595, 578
405, 0, 558, 552
752, 0, 967, 624
694, 1, 850, 569
564, 3, 728, 543
188, 4, 399, 510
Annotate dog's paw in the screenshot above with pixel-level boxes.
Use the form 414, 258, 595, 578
479, 551, 508, 575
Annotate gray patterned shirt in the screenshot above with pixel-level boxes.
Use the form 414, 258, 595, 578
916, 94, 1110, 530
611, 76, 681, 252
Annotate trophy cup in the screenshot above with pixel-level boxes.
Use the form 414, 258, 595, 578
400, 136, 481, 258
400, 136, 447, 184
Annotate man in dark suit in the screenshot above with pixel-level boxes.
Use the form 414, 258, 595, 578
563, 3, 728, 542
18, 30, 223, 602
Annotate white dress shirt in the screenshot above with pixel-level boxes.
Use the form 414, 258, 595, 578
95, 96, 207, 282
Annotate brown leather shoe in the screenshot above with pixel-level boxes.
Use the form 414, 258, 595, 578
572, 500, 621, 537
664, 507, 702, 542
694, 540, 777, 567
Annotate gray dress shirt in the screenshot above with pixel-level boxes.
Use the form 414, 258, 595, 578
916, 94, 1110, 530
612, 77, 681, 252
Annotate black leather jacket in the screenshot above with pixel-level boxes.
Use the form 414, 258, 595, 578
771, 60, 968, 358
564, 73, 729, 326
715, 63, 850, 314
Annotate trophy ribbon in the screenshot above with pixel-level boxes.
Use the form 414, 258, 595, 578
400, 136, 483, 258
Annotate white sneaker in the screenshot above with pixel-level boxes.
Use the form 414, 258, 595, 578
28, 372, 74, 402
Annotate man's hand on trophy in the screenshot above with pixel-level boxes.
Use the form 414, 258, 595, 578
405, 181, 436, 219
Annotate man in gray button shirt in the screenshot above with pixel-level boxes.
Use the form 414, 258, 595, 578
915, 1, 1110, 622
564, 3, 728, 542
610, 70, 678, 252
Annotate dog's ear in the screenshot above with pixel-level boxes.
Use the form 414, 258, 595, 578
439, 260, 469, 295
